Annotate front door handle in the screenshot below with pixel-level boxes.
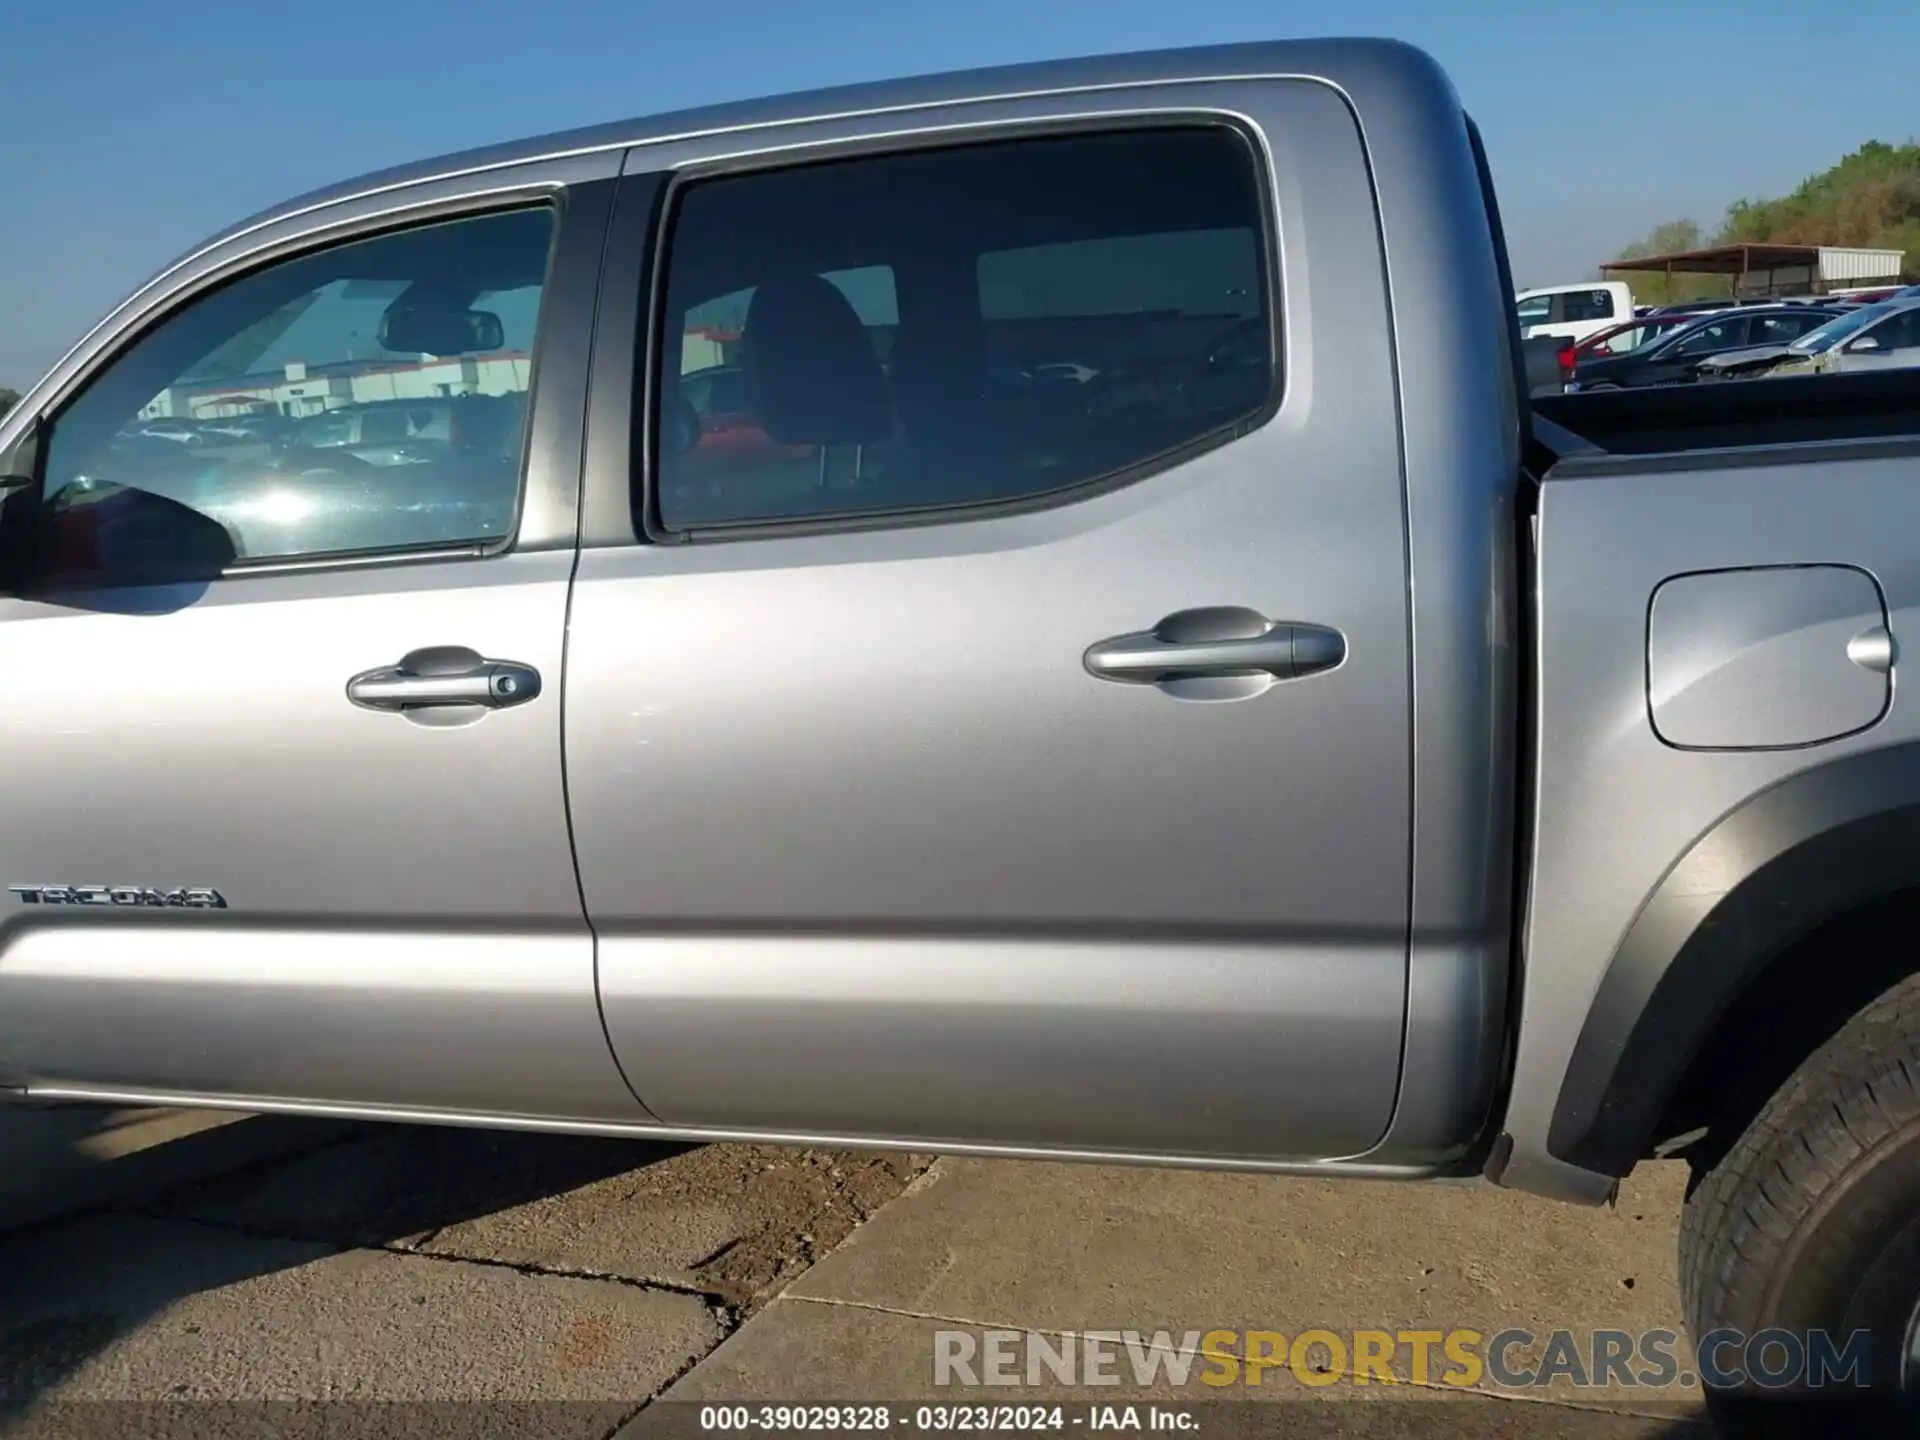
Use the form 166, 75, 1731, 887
1085, 607, 1345, 698
347, 645, 541, 712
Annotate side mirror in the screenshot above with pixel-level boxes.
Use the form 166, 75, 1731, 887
377, 304, 505, 356
39, 484, 237, 589
1848, 336, 1882, 353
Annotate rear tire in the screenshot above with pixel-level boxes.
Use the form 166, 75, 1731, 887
1680, 971, 1920, 1435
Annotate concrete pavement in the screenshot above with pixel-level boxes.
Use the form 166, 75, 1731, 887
649, 1158, 1710, 1436
0, 1105, 345, 1232
0, 1105, 1709, 1438
0, 1112, 928, 1435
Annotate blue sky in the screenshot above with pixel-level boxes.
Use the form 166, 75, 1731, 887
2, 0, 1911, 387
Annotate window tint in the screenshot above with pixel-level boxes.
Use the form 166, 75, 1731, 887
1603, 323, 1666, 354
1871, 310, 1920, 350
1671, 318, 1745, 355
1515, 295, 1554, 326
1754, 312, 1819, 343
36, 208, 554, 583
653, 128, 1273, 530
1562, 289, 1615, 323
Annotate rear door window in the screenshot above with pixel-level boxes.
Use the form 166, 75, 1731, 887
650, 127, 1274, 531
1671, 317, 1747, 355
1753, 312, 1819, 344
1562, 289, 1615, 323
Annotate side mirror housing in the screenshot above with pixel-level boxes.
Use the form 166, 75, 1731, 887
37, 483, 237, 590
1848, 335, 1882, 353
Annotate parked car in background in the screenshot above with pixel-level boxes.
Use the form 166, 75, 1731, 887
1692, 317, 1851, 382
673, 363, 814, 491
292, 399, 460, 467
1645, 298, 1737, 317
1828, 284, 1904, 305
1513, 280, 1633, 342
196, 413, 293, 446
129, 419, 208, 446
1767, 296, 1920, 379
1569, 313, 1699, 361
678, 365, 788, 455
1567, 304, 1840, 390
287, 393, 519, 463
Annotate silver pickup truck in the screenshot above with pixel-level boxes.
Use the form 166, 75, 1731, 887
5, 37, 1920, 1426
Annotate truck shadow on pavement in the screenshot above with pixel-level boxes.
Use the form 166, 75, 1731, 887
0, 1111, 692, 1421
0, 1106, 926, 1429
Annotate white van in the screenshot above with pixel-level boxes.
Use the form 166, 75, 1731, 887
1514, 281, 1635, 343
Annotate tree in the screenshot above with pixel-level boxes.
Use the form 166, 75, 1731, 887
1717, 141, 1920, 273
0, 388, 19, 422
1620, 218, 1704, 259
1612, 219, 1729, 305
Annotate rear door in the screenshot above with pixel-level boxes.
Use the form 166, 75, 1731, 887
0, 164, 644, 1124
567, 81, 1412, 1161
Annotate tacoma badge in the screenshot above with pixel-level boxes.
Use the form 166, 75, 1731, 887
8, 885, 227, 909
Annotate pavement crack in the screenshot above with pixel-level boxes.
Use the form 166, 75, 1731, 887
398, 1242, 738, 1308
786, 1293, 1051, 1332
106, 1205, 738, 1309
104, 1204, 355, 1255
599, 1315, 740, 1439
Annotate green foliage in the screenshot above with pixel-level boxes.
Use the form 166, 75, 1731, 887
1603, 142, 1919, 302
1716, 141, 1920, 263
1623, 218, 1704, 257
0, 387, 19, 421
1612, 223, 1731, 304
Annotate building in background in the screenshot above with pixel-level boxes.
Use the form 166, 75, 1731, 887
137, 351, 533, 423
1600, 243, 1907, 298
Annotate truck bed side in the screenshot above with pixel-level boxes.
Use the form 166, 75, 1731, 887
1499, 419, 1920, 1201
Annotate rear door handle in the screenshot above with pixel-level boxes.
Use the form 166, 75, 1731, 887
347, 645, 541, 712
1085, 607, 1345, 695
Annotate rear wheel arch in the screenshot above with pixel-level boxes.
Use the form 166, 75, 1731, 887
1548, 743, 1920, 1177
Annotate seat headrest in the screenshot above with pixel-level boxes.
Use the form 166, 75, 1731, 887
744, 273, 892, 446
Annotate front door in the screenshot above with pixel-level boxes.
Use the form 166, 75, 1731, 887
1835, 306, 1920, 373
567, 82, 1412, 1160
0, 187, 642, 1124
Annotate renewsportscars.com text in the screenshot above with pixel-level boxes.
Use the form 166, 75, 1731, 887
932, 1326, 1874, 1391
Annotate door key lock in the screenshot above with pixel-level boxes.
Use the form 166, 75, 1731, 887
489, 666, 536, 702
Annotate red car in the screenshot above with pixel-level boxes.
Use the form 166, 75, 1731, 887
1571, 314, 1699, 361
